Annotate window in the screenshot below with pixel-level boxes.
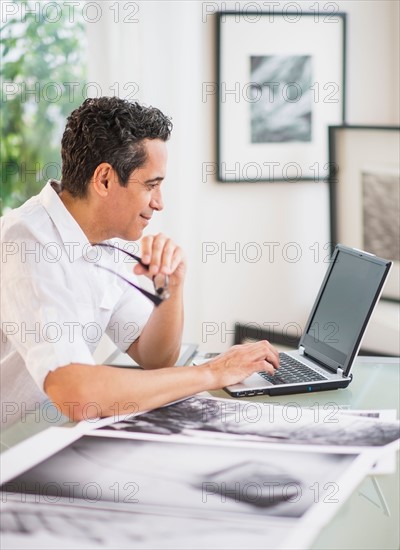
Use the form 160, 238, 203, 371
1, 0, 87, 213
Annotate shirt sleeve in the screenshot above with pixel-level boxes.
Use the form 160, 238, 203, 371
1, 264, 96, 392
105, 280, 154, 352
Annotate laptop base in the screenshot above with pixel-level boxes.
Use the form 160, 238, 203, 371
225, 375, 352, 398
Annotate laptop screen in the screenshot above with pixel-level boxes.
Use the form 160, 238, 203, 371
301, 246, 391, 374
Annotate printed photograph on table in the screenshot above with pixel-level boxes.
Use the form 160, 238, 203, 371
0, 498, 288, 550
0, 426, 383, 550
217, 11, 346, 182
328, 125, 400, 302
0, 433, 371, 521
98, 395, 400, 449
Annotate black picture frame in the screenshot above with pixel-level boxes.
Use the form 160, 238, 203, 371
328, 125, 400, 303
217, 10, 347, 183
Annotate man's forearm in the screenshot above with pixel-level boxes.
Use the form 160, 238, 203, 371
45, 361, 212, 421
127, 282, 184, 369
44, 340, 279, 422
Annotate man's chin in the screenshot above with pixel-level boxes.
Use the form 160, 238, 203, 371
114, 229, 142, 242
127, 232, 142, 242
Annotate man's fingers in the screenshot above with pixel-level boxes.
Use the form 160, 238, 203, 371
240, 340, 280, 369
147, 234, 166, 275
140, 235, 154, 265
258, 340, 280, 369
257, 360, 277, 376
207, 340, 283, 389
138, 234, 165, 275
159, 239, 176, 275
136, 234, 183, 278
266, 349, 280, 370
168, 247, 184, 275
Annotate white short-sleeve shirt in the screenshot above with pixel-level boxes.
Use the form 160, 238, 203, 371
1, 181, 153, 426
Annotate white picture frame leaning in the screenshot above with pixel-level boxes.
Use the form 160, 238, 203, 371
217, 11, 346, 182
329, 125, 400, 302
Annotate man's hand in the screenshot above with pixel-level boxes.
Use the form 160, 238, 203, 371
127, 233, 185, 368
133, 233, 186, 287
205, 340, 280, 390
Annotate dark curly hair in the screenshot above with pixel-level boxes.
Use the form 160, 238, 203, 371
61, 97, 173, 197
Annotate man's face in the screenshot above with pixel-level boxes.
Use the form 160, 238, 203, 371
110, 138, 167, 241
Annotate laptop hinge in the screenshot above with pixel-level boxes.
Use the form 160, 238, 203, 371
301, 346, 342, 375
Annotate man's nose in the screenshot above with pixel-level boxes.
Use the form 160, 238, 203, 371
150, 188, 164, 211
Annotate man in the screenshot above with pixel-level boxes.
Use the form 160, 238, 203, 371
1, 97, 279, 426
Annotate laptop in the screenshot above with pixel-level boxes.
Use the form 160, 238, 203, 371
224, 244, 392, 397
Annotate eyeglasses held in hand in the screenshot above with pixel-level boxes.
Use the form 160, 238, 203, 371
93, 243, 170, 307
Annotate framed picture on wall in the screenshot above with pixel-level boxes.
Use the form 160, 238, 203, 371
329, 125, 400, 302
217, 10, 346, 182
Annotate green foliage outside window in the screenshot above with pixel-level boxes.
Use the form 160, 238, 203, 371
0, 0, 87, 214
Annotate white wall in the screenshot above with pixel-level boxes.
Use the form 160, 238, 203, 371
88, 0, 400, 361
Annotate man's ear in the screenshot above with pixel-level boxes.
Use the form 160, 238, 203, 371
92, 163, 115, 197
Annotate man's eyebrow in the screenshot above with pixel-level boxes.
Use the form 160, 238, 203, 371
144, 176, 164, 184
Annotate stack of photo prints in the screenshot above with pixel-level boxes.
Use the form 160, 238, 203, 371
1, 394, 399, 549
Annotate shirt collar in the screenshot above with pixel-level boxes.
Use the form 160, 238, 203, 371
40, 180, 92, 262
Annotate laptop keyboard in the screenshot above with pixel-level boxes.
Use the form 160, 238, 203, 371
259, 353, 327, 385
